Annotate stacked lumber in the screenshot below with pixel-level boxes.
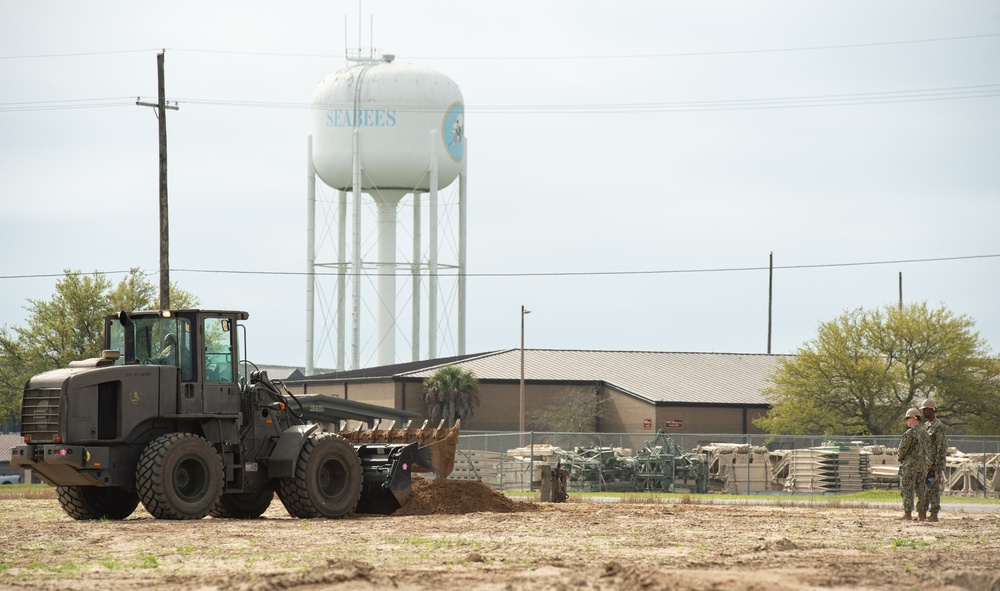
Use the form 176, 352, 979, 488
448, 449, 504, 487
863, 445, 899, 487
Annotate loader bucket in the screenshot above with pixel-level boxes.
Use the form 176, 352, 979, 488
340, 419, 460, 478
354, 443, 416, 515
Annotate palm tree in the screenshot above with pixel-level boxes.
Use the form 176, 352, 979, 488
422, 365, 480, 427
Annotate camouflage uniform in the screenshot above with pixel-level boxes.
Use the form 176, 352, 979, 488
918, 417, 948, 514
898, 423, 929, 513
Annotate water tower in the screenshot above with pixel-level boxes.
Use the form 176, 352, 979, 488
305, 53, 467, 373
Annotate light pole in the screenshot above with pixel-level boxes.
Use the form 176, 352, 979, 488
519, 305, 531, 433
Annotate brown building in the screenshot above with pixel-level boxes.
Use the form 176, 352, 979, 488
283, 350, 784, 435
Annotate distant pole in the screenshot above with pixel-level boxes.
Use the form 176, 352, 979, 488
136, 50, 178, 310
899, 272, 903, 310
520, 305, 531, 433
767, 252, 773, 354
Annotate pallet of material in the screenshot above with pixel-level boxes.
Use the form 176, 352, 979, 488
944, 452, 1000, 497
448, 449, 504, 484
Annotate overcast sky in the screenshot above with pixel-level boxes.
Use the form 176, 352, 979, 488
1, 2, 998, 370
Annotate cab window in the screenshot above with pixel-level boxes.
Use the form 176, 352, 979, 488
203, 317, 234, 383
108, 316, 194, 381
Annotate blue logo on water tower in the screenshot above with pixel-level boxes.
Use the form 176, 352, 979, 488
442, 101, 464, 163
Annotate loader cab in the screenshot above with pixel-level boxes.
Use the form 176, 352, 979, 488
106, 312, 196, 381
105, 310, 248, 415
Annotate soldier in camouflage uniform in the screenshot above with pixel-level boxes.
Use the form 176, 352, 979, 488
918, 398, 948, 522
897, 407, 928, 521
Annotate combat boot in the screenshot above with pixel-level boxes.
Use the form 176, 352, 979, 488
916, 511, 927, 522
898, 511, 912, 521
927, 511, 938, 522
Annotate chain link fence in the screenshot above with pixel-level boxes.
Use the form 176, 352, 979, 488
450, 431, 1000, 498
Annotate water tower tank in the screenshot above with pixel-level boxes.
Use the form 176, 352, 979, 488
310, 58, 465, 191
306, 55, 467, 371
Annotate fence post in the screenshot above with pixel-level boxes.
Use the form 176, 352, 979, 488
597, 432, 604, 492
499, 433, 505, 493
529, 431, 534, 493
747, 435, 754, 496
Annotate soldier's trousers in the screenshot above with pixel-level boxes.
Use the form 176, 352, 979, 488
917, 473, 941, 513
900, 464, 927, 513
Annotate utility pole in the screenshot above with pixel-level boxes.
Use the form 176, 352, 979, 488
520, 305, 531, 434
898, 272, 903, 310
136, 50, 178, 309
767, 252, 773, 354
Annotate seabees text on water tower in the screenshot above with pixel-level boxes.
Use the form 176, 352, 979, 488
326, 108, 397, 127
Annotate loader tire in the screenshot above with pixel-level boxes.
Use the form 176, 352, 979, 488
211, 489, 274, 519
136, 433, 223, 520
56, 486, 139, 520
278, 433, 362, 519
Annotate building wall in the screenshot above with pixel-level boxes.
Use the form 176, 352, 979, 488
344, 382, 395, 408
599, 387, 654, 433
286, 377, 767, 435
575, 386, 767, 435
290, 382, 341, 396
656, 406, 739, 435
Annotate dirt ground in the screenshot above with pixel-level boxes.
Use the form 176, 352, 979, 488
1, 479, 999, 591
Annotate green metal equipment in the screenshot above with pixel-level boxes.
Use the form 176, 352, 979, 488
635, 431, 709, 494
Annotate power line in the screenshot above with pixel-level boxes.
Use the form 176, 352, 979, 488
5, 83, 997, 114
178, 253, 1000, 277
0, 98, 137, 112
2, 32, 998, 61
4, 253, 994, 281
0, 49, 151, 60
173, 83, 1000, 112
0, 270, 143, 280
411, 32, 1000, 60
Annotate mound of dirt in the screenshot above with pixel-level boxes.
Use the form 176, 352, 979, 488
393, 477, 538, 516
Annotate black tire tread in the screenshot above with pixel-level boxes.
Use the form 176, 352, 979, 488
210, 489, 274, 519
56, 486, 139, 520
277, 433, 362, 519
136, 433, 223, 520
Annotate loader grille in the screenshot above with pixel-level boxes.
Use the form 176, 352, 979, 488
21, 388, 61, 442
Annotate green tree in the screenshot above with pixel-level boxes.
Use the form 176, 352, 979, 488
0, 269, 198, 422
755, 302, 1000, 436
422, 365, 480, 427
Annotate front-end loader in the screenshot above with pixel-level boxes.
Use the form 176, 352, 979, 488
10, 309, 458, 520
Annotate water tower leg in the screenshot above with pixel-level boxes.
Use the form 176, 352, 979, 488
458, 138, 468, 355
375, 195, 400, 367
337, 190, 347, 371
412, 192, 422, 362
305, 135, 315, 376
429, 131, 439, 359
351, 129, 362, 369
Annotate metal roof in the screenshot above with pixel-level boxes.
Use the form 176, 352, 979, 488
297, 351, 494, 382
401, 349, 786, 406
253, 365, 307, 381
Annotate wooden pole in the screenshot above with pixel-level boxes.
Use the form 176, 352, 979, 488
157, 51, 169, 309
767, 252, 773, 354
137, 52, 178, 309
